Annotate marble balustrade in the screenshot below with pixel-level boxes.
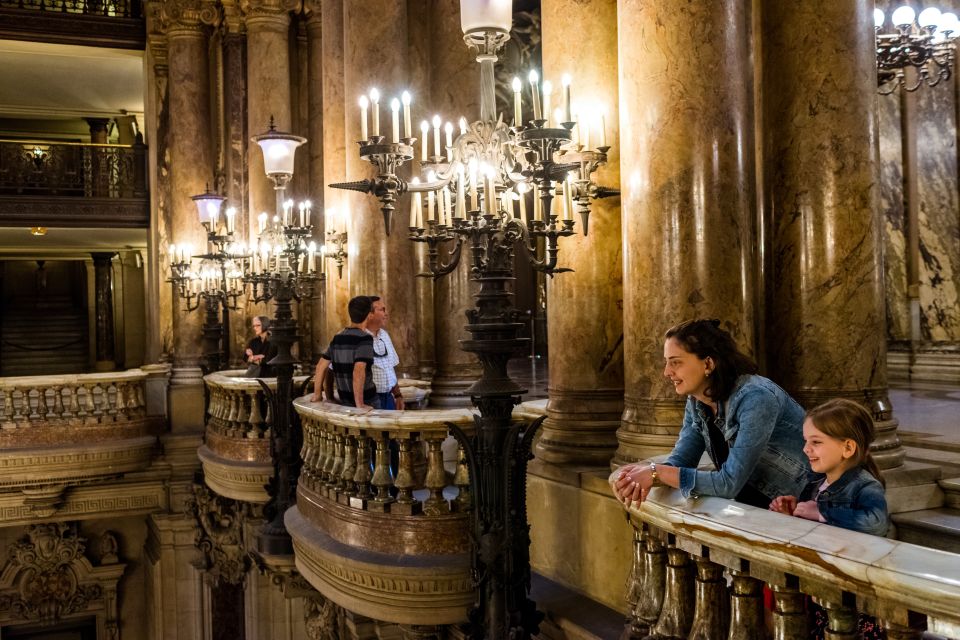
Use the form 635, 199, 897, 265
0, 369, 146, 433
610, 476, 960, 640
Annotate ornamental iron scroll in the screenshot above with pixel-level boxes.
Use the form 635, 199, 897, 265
0, 523, 125, 634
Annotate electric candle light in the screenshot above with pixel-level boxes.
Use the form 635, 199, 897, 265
455, 165, 466, 219
358, 95, 369, 140
529, 70, 541, 120
283, 199, 293, 226
258, 212, 267, 234
307, 241, 316, 273
469, 158, 479, 210
565, 172, 575, 220
420, 120, 429, 161
432, 115, 442, 158
427, 171, 436, 222
298, 202, 306, 227
512, 77, 522, 126
369, 88, 380, 137
459, 116, 468, 135
599, 106, 607, 148
390, 98, 400, 143
409, 177, 421, 228
168, 243, 175, 263
444, 122, 454, 159
319, 245, 326, 275
542, 80, 552, 127
401, 91, 412, 137
561, 73, 572, 123
517, 182, 528, 222
225, 206, 236, 234
442, 186, 452, 225
304, 200, 312, 227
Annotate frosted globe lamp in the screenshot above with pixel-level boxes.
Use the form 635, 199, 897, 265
252, 120, 307, 181
891, 5, 916, 27
874, 8, 885, 28
191, 188, 226, 227
918, 7, 941, 29
460, 0, 512, 34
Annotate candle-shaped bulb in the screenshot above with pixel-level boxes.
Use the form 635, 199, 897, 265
369, 87, 380, 104
444, 121, 454, 158
225, 206, 236, 233
390, 97, 401, 143
431, 114, 442, 158
401, 90, 412, 137
258, 212, 267, 234
561, 73, 573, 123
459, 116, 468, 135
512, 76, 523, 126
420, 120, 430, 161
369, 87, 380, 136
512, 76, 522, 92
528, 70, 541, 120
542, 80, 553, 126
358, 94, 369, 140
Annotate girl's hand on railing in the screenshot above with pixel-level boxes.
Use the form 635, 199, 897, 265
768, 495, 797, 516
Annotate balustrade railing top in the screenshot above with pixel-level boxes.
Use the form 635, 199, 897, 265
611, 476, 960, 639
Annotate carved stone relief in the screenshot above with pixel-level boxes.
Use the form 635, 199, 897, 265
0, 523, 125, 637
187, 483, 251, 586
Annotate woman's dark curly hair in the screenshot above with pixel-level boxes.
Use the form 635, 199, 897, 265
665, 319, 758, 402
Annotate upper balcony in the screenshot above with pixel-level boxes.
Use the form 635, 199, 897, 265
0, 139, 148, 228
0, 0, 145, 50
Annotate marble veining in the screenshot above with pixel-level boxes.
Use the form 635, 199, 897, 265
878, 91, 910, 342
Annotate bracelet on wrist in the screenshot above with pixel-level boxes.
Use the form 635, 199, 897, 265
649, 462, 660, 487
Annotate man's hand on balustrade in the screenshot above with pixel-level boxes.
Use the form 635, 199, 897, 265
614, 464, 654, 506
769, 495, 797, 516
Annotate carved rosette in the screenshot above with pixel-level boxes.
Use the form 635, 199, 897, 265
187, 484, 250, 586
0, 523, 125, 630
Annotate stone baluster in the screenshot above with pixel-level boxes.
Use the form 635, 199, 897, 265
316, 429, 333, 489
625, 533, 666, 637
51, 386, 65, 420
622, 526, 648, 639
340, 436, 358, 497
12, 390, 26, 422
248, 391, 263, 438
116, 383, 129, 420
392, 438, 420, 515
298, 421, 314, 487
882, 620, 925, 640
329, 433, 345, 493
91, 384, 105, 418
226, 390, 240, 428
28, 388, 40, 421
422, 436, 448, 515
771, 581, 808, 639
0, 389, 11, 423
263, 399, 273, 435
66, 386, 80, 419
453, 442, 471, 512
78, 384, 93, 419
36, 388, 49, 421
648, 543, 694, 639
106, 384, 119, 418
236, 393, 251, 435
369, 435, 396, 510
353, 435, 373, 503
310, 426, 328, 489
816, 598, 857, 640
727, 571, 765, 640
688, 555, 729, 639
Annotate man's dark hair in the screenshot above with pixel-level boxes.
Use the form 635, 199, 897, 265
665, 319, 758, 403
347, 295, 381, 323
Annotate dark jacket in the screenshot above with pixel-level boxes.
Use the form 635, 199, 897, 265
798, 466, 889, 537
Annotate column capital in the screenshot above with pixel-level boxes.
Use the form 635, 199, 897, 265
302, 0, 320, 22
158, 0, 221, 36
240, 0, 299, 29
219, 0, 246, 34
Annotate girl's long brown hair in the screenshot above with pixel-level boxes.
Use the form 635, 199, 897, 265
806, 398, 884, 486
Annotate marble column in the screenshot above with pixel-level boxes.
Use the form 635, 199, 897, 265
304, 3, 326, 355
614, 0, 757, 464
762, 0, 904, 469
162, 2, 216, 430
427, 0, 482, 405
536, 0, 623, 464
85, 117, 111, 143
92, 252, 117, 371
343, 0, 417, 374
318, 0, 351, 341
243, 0, 295, 224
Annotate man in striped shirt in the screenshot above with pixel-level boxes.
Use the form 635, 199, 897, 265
310, 296, 378, 408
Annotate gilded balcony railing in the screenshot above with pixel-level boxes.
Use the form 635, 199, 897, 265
0, 0, 141, 18
0, 140, 146, 198
611, 478, 960, 640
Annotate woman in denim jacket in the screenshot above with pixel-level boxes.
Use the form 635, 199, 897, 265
615, 319, 809, 508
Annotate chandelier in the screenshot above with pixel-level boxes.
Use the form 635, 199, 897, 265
875, 5, 959, 94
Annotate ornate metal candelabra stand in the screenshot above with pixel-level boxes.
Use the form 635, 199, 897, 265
168, 189, 246, 373
333, 9, 618, 639
323, 227, 349, 278
245, 122, 322, 555
876, 5, 958, 94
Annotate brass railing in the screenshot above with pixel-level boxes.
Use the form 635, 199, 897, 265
0, 140, 146, 199
613, 479, 960, 639
0, 0, 141, 17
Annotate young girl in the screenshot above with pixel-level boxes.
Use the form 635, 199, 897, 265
769, 398, 889, 639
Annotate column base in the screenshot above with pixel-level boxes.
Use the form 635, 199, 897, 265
535, 389, 623, 466
429, 372, 480, 408
613, 397, 686, 466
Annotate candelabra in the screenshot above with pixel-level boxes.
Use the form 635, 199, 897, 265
168, 187, 247, 374
246, 121, 323, 555
333, 2, 618, 638
321, 206, 349, 279
876, 5, 959, 94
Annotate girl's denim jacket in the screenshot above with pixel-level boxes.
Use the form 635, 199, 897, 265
798, 467, 890, 537
664, 374, 809, 501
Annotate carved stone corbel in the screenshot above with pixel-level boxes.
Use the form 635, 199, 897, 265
187, 483, 251, 586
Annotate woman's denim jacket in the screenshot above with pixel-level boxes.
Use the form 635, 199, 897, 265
798, 467, 890, 537
664, 374, 809, 501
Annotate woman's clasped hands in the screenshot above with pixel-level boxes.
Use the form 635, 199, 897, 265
614, 462, 654, 506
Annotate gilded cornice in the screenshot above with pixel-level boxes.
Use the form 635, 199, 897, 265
159, 0, 221, 35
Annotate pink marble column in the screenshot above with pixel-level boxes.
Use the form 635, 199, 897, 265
342, 0, 417, 374
536, 0, 623, 464
243, 0, 296, 224
762, 0, 904, 469
427, 0, 483, 405
615, 0, 757, 464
